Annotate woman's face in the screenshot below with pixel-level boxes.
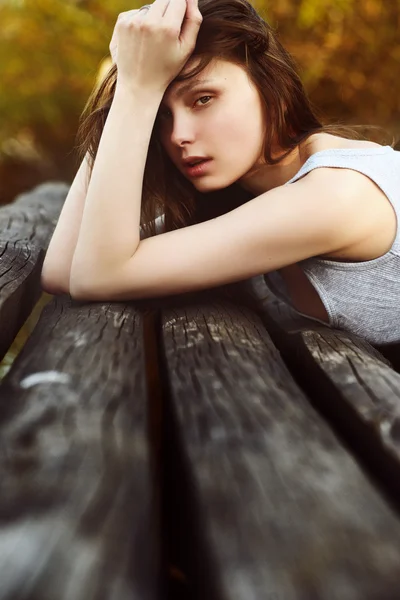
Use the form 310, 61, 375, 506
156, 57, 267, 193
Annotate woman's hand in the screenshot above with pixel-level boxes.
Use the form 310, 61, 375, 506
109, 9, 142, 65
110, 0, 202, 95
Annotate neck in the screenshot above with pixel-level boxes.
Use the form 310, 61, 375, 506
238, 141, 311, 196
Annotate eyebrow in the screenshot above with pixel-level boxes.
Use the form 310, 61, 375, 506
163, 78, 216, 105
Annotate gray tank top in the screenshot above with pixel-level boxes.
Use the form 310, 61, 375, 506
263, 145, 400, 345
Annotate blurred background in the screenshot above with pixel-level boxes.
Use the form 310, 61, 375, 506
0, 0, 400, 204
0, 0, 399, 377
1, 0, 400, 206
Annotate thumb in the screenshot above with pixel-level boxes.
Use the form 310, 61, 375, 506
180, 0, 203, 47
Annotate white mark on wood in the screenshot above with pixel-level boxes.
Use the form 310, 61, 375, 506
64, 331, 88, 346
20, 371, 71, 389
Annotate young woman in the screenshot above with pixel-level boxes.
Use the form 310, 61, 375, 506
41, 0, 400, 346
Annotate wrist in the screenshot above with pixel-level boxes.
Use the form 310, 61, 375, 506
115, 79, 165, 106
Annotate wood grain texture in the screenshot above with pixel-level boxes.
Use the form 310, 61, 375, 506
0, 293, 161, 600
0, 182, 67, 249
158, 292, 400, 600
246, 277, 400, 503
0, 182, 68, 362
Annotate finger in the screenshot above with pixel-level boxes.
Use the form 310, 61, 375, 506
111, 11, 140, 61
109, 42, 117, 61
179, 0, 202, 45
109, 34, 117, 60
162, 0, 188, 30
146, 0, 172, 21
114, 10, 139, 31
117, 9, 140, 20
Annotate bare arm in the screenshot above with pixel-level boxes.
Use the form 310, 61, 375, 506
40, 143, 164, 296
69, 85, 162, 294
41, 152, 91, 295
70, 169, 371, 302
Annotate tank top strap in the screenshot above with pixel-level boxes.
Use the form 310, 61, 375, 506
285, 145, 394, 185
284, 145, 400, 254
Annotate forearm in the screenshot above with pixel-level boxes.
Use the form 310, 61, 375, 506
70, 83, 163, 289
41, 154, 90, 294
42, 199, 85, 294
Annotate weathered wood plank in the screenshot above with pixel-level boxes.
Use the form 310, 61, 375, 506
246, 276, 400, 504
0, 293, 162, 600
158, 290, 400, 600
0, 182, 68, 362
0, 182, 67, 246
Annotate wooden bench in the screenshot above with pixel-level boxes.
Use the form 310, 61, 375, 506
1, 183, 400, 600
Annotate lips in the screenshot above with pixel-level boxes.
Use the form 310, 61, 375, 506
184, 158, 213, 177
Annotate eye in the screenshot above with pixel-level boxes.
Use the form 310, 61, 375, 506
195, 95, 212, 107
157, 95, 213, 121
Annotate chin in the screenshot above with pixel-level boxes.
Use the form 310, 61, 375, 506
190, 178, 228, 193
193, 171, 242, 191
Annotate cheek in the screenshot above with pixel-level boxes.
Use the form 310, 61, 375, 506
156, 101, 264, 164
220, 107, 265, 161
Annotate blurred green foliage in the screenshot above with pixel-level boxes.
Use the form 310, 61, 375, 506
0, 0, 399, 201
0, 0, 138, 184
261, 0, 400, 127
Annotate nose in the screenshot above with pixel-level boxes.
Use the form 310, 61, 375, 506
168, 112, 197, 148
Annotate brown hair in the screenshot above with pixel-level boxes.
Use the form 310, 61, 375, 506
75, 0, 393, 237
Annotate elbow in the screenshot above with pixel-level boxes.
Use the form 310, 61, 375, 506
69, 285, 92, 302
69, 270, 98, 302
69, 274, 88, 301
69, 254, 97, 301
40, 268, 68, 296
69, 283, 110, 303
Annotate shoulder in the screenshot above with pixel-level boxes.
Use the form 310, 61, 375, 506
298, 131, 387, 200
298, 159, 382, 219
297, 132, 386, 196
301, 165, 370, 199
304, 131, 383, 155
289, 151, 367, 211
294, 159, 390, 256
